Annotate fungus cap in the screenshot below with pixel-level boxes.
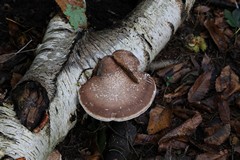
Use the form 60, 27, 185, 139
79, 52, 156, 121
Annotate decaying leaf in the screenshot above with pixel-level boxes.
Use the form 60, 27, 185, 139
134, 134, 161, 145
147, 106, 172, 135
215, 65, 240, 99
217, 97, 230, 124
195, 149, 228, 160
188, 71, 213, 103
204, 124, 231, 145
204, 19, 230, 52
158, 112, 202, 144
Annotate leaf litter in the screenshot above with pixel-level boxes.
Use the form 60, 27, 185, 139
1, 0, 240, 159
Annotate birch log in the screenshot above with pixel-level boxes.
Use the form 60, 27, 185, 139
0, 0, 195, 159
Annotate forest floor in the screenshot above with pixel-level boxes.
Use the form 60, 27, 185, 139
1, 0, 240, 159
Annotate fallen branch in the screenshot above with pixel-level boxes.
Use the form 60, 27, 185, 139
0, 0, 195, 159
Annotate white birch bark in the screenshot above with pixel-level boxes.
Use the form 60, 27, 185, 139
0, 0, 195, 159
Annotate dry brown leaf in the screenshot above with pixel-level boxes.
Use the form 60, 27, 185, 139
7, 18, 20, 37
193, 5, 210, 25
205, 123, 222, 136
158, 112, 202, 143
85, 154, 101, 160
16, 158, 26, 160
231, 120, 240, 134
201, 96, 217, 110
134, 134, 161, 145
201, 53, 212, 72
190, 55, 200, 70
168, 68, 191, 83
204, 19, 229, 52
195, 149, 228, 160
158, 139, 188, 151
235, 34, 240, 48
47, 150, 62, 160
79, 143, 101, 160
156, 63, 184, 77
55, 0, 87, 29
189, 138, 219, 153
164, 85, 190, 100
147, 106, 172, 134
188, 71, 212, 103
204, 124, 230, 145
55, 0, 84, 11
172, 108, 196, 120
230, 135, 239, 145
7, 18, 29, 47
194, 5, 211, 13
0, 53, 16, 64
11, 72, 22, 88
224, 28, 234, 38
216, 66, 233, 92
236, 96, 240, 108
217, 98, 230, 124
215, 65, 240, 99
234, 145, 240, 154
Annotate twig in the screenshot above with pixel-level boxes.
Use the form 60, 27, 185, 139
15, 39, 32, 54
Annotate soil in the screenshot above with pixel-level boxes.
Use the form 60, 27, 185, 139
1, 0, 240, 160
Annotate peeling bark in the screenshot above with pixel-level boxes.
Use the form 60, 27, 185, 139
0, 0, 195, 159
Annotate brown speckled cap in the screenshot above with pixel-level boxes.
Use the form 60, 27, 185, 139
78, 51, 156, 121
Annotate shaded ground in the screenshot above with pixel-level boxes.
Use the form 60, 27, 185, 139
1, 0, 240, 160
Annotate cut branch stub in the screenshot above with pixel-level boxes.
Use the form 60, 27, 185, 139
11, 81, 49, 131
79, 50, 156, 121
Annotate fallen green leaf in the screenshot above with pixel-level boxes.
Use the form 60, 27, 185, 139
224, 9, 240, 28
64, 4, 87, 30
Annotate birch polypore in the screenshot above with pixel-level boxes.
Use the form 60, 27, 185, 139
78, 50, 157, 122
0, 0, 195, 159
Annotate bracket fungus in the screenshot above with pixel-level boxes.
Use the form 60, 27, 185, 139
79, 50, 156, 121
